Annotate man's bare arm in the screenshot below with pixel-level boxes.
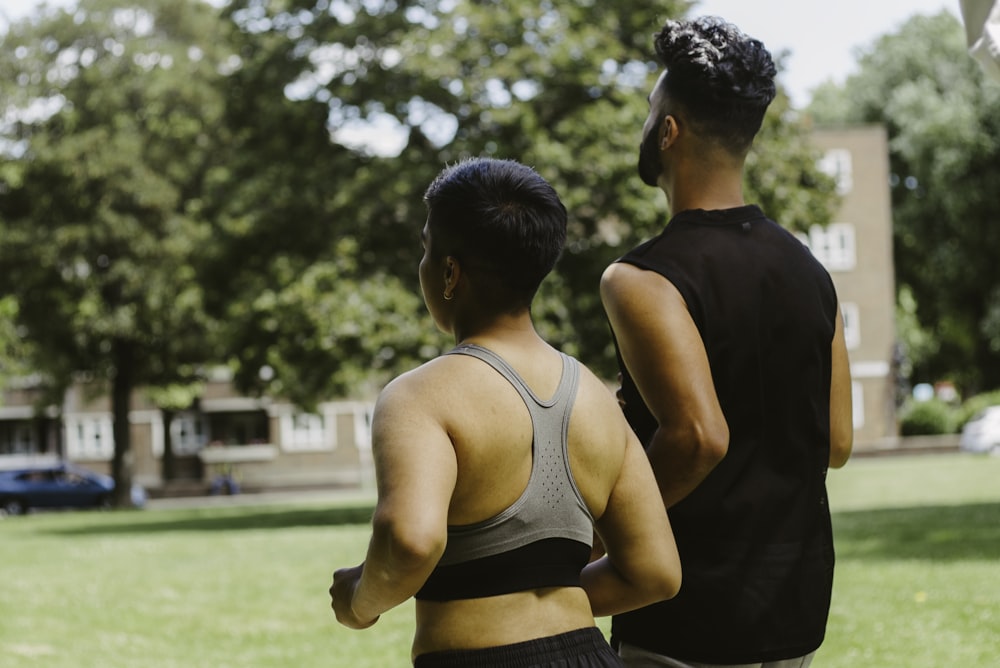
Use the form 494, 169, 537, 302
829, 305, 853, 469
601, 263, 729, 508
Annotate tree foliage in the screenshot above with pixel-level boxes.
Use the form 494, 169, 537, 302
0, 0, 841, 497
0, 0, 233, 500
215, 0, 837, 379
0, 296, 34, 387
808, 11, 1000, 393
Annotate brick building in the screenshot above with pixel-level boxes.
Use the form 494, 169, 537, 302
808, 125, 899, 447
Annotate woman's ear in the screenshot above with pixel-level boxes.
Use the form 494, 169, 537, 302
443, 256, 461, 298
660, 114, 679, 150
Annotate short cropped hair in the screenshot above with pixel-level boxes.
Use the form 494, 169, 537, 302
654, 16, 776, 153
423, 158, 567, 310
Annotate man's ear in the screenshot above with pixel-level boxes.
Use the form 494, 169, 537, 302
660, 115, 679, 150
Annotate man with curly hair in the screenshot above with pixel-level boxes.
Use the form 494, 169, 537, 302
600, 16, 854, 668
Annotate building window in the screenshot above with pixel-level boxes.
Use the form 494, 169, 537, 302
207, 410, 270, 446
818, 148, 853, 195
841, 302, 861, 351
799, 223, 857, 271
151, 411, 208, 457
279, 412, 328, 451
65, 415, 114, 460
852, 381, 865, 429
0, 420, 37, 455
356, 404, 375, 452
170, 412, 208, 455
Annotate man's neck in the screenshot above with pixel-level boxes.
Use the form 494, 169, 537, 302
664, 146, 747, 216
666, 169, 746, 216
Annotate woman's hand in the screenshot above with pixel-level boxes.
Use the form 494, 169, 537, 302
330, 564, 380, 630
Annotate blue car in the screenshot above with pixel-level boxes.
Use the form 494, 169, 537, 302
0, 463, 145, 516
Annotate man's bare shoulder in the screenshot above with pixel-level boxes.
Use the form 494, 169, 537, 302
601, 261, 679, 302
601, 262, 686, 324
601, 261, 647, 288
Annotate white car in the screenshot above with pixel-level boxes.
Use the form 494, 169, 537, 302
959, 406, 1000, 454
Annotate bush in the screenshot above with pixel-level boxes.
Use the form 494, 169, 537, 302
955, 389, 1000, 430
899, 398, 957, 436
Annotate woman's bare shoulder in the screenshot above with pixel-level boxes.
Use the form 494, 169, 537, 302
574, 363, 628, 421
569, 361, 632, 453
376, 354, 483, 411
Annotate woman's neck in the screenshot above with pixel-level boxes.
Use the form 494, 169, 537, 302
453, 310, 543, 352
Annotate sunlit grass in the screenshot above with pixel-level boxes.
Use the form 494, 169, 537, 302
0, 500, 404, 668
1, 453, 998, 667
821, 453, 1000, 667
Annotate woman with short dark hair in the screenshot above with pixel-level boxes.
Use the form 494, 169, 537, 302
331, 157, 680, 667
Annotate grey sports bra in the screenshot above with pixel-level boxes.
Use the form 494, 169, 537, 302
414, 344, 595, 601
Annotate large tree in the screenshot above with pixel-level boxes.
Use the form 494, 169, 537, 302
0, 0, 232, 502
216, 0, 838, 383
195, 0, 450, 406
0, 0, 840, 495
808, 10, 1000, 394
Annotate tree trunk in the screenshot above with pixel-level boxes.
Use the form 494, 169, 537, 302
34, 416, 54, 457
161, 408, 176, 482
111, 339, 135, 508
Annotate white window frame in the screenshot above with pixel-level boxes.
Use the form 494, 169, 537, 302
818, 148, 853, 195
841, 302, 861, 351
152, 411, 209, 457
0, 420, 37, 455
851, 381, 865, 430
170, 412, 208, 455
806, 223, 856, 271
355, 403, 374, 453
275, 407, 331, 452
65, 414, 114, 460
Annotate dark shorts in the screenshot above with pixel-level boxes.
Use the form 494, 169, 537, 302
414, 627, 624, 668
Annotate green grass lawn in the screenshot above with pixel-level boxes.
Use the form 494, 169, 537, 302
822, 454, 1000, 667
1, 452, 998, 667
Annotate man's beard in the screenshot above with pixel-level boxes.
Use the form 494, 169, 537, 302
637, 116, 664, 187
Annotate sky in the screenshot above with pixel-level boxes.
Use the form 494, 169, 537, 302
1, 0, 964, 108
693, 0, 961, 107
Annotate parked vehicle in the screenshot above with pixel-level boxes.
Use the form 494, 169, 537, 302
0, 463, 146, 516
960, 406, 1000, 454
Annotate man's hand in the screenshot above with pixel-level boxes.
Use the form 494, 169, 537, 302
330, 564, 380, 630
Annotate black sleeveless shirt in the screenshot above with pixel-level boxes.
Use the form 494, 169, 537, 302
610, 206, 839, 663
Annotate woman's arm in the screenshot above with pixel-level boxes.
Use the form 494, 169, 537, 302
331, 375, 457, 628
581, 426, 682, 617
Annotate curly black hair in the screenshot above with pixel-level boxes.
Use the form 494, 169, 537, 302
653, 16, 776, 153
